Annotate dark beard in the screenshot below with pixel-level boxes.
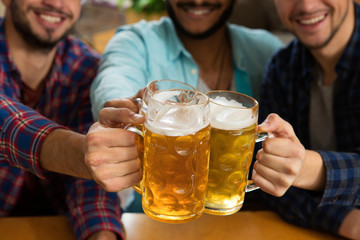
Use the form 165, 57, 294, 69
166, 0, 235, 39
10, 0, 73, 52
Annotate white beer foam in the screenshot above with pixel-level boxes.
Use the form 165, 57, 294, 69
146, 104, 209, 137
146, 90, 209, 136
152, 90, 181, 103
210, 96, 257, 130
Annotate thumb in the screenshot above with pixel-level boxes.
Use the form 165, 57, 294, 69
258, 113, 298, 141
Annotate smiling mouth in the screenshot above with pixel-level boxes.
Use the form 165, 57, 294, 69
297, 14, 327, 25
32, 6, 71, 25
177, 2, 221, 16
187, 8, 211, 15
39, 14, 62, 23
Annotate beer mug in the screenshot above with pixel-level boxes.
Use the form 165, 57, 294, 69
131, 80, 197, 194
204, 90, 263, 216
128, 81, 211, 223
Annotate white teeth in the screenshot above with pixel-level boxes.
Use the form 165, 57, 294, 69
189, 9, 210, 15
40, 14, 61, 23
299, 15, 326, 25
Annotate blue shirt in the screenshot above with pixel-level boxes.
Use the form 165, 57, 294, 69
90, 17, 283, 118
258, 2, 360, 236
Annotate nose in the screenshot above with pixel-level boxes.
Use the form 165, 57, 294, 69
296, 0, 319, 13
192, 0, 206, 5
42, 0, 64, 9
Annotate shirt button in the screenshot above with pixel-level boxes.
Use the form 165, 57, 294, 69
191, 69, 197, 75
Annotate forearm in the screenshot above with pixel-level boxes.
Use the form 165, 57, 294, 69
338, 208, 360, 239
295, 149, 360, 208
39, 128, 91, 179
90, 31, 147, 119
293, 150, 326, 191
87, 230, 119, 240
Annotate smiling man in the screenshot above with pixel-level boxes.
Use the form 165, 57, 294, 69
251, 0, 360, 239
0, 0, 143, 239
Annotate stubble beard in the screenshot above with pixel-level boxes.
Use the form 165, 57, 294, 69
166, 0, 235, 40
10, 0, 74, 53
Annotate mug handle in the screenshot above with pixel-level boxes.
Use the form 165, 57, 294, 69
255, 132, 273, 143
125, 123, 144, 194
246, 180, 259, 192
126, 125, 143, 136
245, 131, 273, 192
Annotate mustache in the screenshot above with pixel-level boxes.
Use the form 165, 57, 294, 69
176, 2, 221, 9
30, 6, 73, 19
290, 9, 330, 21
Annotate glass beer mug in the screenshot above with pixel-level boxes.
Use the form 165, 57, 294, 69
204, 90, 263, 216
128, 80, 211, 223
131, 79, 197, 194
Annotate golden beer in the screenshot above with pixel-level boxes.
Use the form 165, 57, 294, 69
131, 80, 197, 195
205, 91, 259, 215
142, 124, 210, 223
133, 87, 211, 223
206, 124, 256, 215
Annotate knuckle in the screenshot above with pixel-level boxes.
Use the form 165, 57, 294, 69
86, 132, 103, 147
283, 164, 297, 176
293, 146, 305, 159
262, 140, 271, 152
85, 152, 103, 167
269, 113, 279, 118
273, 189, 286, 197
118, 108, 134, 122
102, 183, 118, 192
277, 175, 292, 188
96, 178, 119, 192
104, 99, 121, 108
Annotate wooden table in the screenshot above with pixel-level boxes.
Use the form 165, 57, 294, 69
0, 215, 76, 240
122, 211, 344, 240
0, 211, 344, 240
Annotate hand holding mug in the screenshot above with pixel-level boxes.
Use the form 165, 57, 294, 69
253, 113, 306, 197
84, 107, 144, 192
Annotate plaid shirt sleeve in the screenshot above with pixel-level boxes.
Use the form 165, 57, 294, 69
319, 151, 360, 207
0, 93, 65, 178
257, 188, 354, 235
60, 39, 124, 240
65, 178, 124, 240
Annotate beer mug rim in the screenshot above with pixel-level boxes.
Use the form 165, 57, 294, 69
146, 79, 196, 92
150, 89, 209, 106
206, 90, 258, 109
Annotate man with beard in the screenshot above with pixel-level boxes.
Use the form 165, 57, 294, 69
90, 0, 283, 212
250, 0, 360, 239
0, 0, 143, 239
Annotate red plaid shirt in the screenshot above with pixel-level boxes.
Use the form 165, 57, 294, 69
0, 18, 123, 240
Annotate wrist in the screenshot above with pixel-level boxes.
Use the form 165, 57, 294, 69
87, 230, 118, 240
40, 128, 91, 178
293, 150, 326, 191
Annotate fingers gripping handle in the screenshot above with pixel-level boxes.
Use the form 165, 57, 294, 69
245, 132, 273, 192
